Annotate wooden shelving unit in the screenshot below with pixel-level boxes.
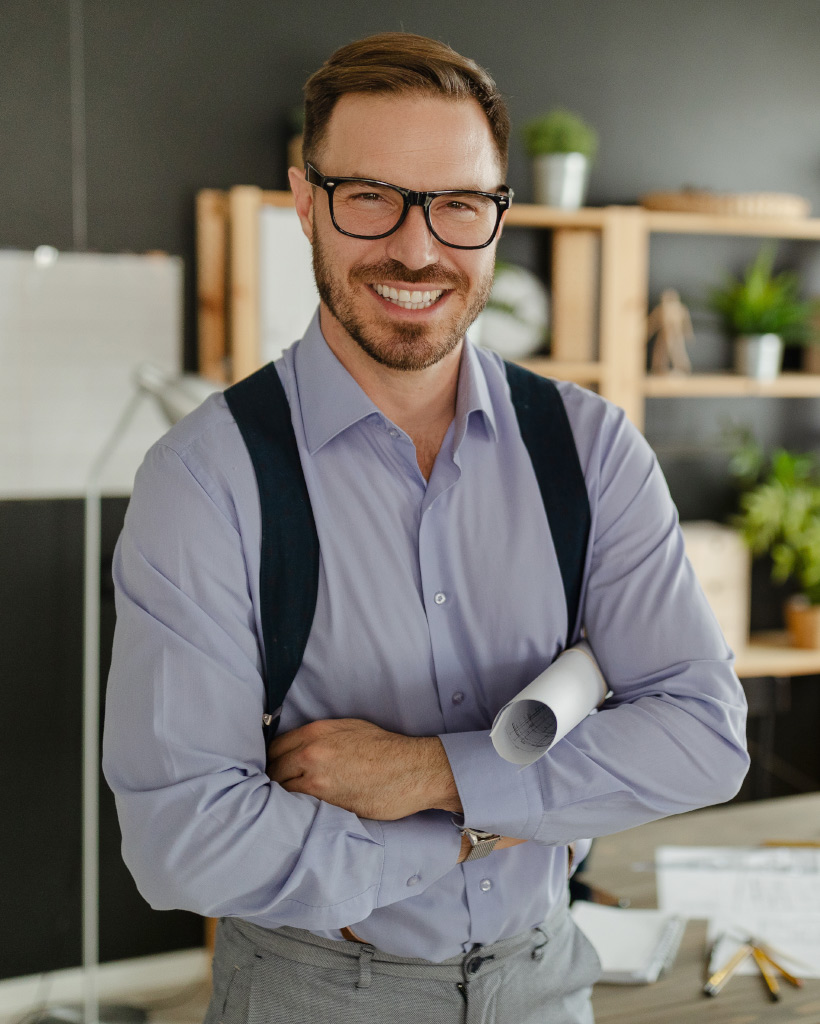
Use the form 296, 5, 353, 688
645, 210, 820, 240
501, 204, 820, 427
517, 357, 605, 387
643, 372, 820, 398
195, 190, 820, 678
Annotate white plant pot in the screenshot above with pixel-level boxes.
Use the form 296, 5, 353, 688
532, 153, 589, 209
733, 333, 784, 380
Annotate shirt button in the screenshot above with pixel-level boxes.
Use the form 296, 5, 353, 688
407, 874, 421, 887
434, 592, 446, 605
388, 428, 399, 438
480, 878, 493, 892
452, 692, 465, 705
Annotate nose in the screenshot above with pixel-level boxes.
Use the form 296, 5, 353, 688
384, 204, 439, 271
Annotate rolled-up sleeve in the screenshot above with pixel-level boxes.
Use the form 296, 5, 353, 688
103, 436, 460, 930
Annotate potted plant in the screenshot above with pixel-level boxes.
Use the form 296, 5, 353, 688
709, 244, 812, 380
730, 441, 820, 647
521, 108, 598, 209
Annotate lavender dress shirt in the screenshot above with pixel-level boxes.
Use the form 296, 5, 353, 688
103, 313, 749, 963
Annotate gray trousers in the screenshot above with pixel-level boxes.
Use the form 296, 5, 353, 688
204, 902, 600, 1024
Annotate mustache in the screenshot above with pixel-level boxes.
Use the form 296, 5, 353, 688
350, 259, 469, 290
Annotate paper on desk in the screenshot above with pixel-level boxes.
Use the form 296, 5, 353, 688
655, 845, 820, 978
490, 641, 607, 766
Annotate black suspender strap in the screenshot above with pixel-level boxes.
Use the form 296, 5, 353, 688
225, 358, 590, 738
503, 361, 591, 641
224, 364, 320, 742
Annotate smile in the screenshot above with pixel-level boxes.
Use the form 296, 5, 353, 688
372, 283, 445, 310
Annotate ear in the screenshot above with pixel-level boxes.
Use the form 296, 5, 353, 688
288, 166, 314, 244
496, 207, 508, 242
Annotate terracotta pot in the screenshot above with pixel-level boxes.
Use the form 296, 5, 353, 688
785, 595, 820, 648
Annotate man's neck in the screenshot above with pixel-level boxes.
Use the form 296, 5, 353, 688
319, 306, 462, 478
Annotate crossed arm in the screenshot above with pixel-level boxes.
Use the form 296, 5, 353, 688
266, 717, 526, 862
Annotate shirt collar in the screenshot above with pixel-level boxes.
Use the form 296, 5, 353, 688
454, 332, 498, 449
293, 310, 498, 455
294, 312, 382, 454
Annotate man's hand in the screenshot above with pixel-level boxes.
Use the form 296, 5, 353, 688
266, 718, 463, 820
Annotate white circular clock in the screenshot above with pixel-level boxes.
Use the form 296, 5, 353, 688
472, 263, 550, 360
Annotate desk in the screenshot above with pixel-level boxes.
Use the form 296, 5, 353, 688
584, 792, 820, 1023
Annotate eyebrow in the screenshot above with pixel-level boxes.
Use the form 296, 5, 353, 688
341, 172, 508, 192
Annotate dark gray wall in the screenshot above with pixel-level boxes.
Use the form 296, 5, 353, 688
2, 0, 820, 981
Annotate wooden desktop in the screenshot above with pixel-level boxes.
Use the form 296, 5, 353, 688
584, 792, 820, 1023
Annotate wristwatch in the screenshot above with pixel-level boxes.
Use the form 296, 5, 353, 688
460, 826, 502, 861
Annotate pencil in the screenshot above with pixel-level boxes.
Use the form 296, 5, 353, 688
757, 946, 803, 988
704, 944, 753, 996
761, 840, 820, 848
752, 947, 781, 1001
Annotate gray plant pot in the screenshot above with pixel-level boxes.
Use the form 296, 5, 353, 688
733, 333, 784, 380
532, 153, 589, 209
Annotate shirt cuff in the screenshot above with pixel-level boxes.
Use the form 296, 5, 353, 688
373, 811, 463, 908
438, 730, 543, 840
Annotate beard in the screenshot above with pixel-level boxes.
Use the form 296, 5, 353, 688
312, 234, 494, 372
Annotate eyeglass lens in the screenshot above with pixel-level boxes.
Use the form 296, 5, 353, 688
331, 181, 499, 247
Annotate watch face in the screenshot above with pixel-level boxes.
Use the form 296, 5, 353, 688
462, 829, 501, 860
466, 829, 499, 842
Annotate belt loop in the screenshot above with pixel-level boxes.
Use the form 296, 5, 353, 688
531, 925, 549, 961
356, 944, 375, 989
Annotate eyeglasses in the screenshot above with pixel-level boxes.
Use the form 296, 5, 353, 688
305, 163, 513, 250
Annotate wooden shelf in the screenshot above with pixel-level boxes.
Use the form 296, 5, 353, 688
504, 205, 608, 229
645, 209, 820, 240
735, 631, 820, 678
517, 357, 604, 385
643, 372, 820, 399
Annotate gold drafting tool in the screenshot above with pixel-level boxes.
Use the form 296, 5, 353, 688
751, 947, 780, 1001
704, 936, 804, 1000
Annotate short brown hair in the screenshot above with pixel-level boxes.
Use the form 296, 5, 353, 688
302, 32, 510, 175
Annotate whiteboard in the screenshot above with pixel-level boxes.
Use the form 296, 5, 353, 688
0, 250, 182, 498
259, 206, 319, 363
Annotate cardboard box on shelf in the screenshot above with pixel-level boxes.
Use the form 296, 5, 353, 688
681, 521, 751, 655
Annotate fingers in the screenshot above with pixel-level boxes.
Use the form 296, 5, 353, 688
268, 751, 307, 785
266, 718, 358, 761
267, 726, 308, 762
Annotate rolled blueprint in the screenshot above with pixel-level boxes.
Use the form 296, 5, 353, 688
490, 641, 607, 766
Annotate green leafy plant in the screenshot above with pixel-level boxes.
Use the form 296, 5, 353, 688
521, 109, 598, 160
709, 245, 813, 343
731, 443, 820, 604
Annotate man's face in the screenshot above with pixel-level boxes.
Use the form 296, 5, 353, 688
298, 92, 506, 372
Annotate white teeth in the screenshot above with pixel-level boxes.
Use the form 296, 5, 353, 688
373, 284, 444, 310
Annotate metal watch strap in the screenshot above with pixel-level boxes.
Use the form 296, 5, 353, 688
462, 827, 501, 861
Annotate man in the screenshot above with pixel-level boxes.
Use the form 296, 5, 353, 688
103, 33, 749, 1024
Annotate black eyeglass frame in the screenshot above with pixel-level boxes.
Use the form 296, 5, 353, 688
304, 163, 513, 250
